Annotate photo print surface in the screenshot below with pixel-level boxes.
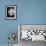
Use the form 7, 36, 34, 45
18, 25, 46, 41
5, 5, 16, 20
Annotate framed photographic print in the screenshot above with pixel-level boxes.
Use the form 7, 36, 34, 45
18, 24, 46, 42
5, 5, 16, 20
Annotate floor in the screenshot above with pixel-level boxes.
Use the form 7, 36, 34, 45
0, 44, 18, 46
19, 39, 46, 46
0, 40, 46, 46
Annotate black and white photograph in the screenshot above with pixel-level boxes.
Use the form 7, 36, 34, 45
5, 5, 16, 20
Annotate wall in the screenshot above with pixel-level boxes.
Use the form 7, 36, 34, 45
0, 0, 46, 45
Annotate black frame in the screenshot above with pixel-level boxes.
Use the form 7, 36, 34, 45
5, 5, 17, 20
